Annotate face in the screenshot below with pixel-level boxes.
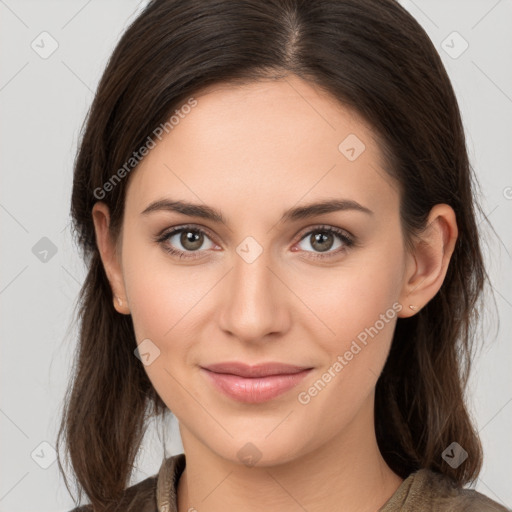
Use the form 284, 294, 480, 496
97, 75, 416, 466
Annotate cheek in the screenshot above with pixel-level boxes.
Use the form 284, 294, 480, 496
121, 241, 225, 407
122, 235, 209, 341
295, 238, 404, 398
122, 224, 404, 417
296, 240, 404, 348
121, 247, 206, 411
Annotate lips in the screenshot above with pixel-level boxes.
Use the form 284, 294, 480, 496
200, 362, 313, 403
203, 362, 311, 377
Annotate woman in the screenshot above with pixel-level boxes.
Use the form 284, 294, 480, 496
58, 0, 510, 510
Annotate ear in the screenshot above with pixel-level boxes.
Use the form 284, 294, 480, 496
91, 202, 131, 315
398, 204, 458, 318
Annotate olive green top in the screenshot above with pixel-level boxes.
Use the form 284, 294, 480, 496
70, 453, 510, 511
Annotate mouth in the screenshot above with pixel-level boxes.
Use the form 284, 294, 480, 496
200, 362, 313, 404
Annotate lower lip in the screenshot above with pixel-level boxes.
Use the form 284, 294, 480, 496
201, 368, 312, 404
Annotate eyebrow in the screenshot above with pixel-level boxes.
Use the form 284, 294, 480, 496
140, 198, 373, 225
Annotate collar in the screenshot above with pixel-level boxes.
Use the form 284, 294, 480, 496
156, 453, 186, 512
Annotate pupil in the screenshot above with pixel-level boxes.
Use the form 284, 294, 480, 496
181, 230, 203, 250
311, 232, 333, 252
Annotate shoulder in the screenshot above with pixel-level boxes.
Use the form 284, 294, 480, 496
67, 453, 186, 512
381, 468, 510, 511
67, 471, 159, 512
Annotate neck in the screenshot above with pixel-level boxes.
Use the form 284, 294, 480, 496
177, 398, 403, 512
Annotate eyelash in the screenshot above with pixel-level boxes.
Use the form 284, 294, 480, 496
155, 224, 355, 261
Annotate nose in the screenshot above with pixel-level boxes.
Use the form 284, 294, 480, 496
217, 244, 291, 344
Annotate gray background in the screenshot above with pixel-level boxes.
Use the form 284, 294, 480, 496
0, 0, 511, 510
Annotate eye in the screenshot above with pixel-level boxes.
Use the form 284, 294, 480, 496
156, 225, 217, 259
155, 224, 355, 261
294, 225, 354, 259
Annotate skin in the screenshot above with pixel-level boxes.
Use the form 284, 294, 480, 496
92, 74, 458, 512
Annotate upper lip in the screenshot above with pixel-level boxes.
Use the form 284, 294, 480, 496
201, 362, 312, 378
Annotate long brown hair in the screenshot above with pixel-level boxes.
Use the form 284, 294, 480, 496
57, 0, 493, 509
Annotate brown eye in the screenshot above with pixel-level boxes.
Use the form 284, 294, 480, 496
296, 226, 354, 259
157, 225, 217, 258
309, 232, 335, 252
179, 230, 204, 251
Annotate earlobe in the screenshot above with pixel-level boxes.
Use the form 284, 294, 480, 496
91, 202, 131, 315
398, 204, 458, 317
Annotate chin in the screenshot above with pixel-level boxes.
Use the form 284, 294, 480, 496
203, 428, 311, 469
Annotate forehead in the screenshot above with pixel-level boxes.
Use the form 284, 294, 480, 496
125, 76, 398, 222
